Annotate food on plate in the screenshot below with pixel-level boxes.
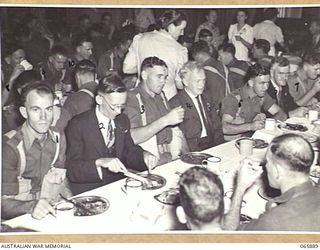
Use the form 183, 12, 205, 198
180, 152, 213, 164
154, 188, 180, 205
71, 196, 109, 216
127, 173, 166, 190
235, 138, 268, 149
278, 122, 308, 132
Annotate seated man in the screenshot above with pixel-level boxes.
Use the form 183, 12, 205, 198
2, 81, 68, 220
69, 35, 96, 68
220, 63, 286, 140
267, 56, 308, 117
169, 61, 224, 151
177, 162, 262, 231
39, 45, 72, 92
218, 43, 250, 91
65, 75, 157, 195
287, 53, 320, 106
250, 39, 274, 69
192, 41, 229, 110
240, 134, 320, 231
56, 59, 98, 131
124, 56, 188, 165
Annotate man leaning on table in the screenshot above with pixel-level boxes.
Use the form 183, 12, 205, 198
65, 75, 157, 195
169, 61, 224, 151
2, 81, 70, 220
220, 63, 287, 141
176, 161, 262, 231
124, 56, 189, 166
240, 134, 320, 231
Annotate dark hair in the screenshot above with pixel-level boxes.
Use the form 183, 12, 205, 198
97, 75, 126, 94
254, 39, 271, 54
20, 81, 54, 106
271, 56, 290, 68
50, 45, 68, 57
3, 42, 24, 57
206, 9, 217, 17
304, 53, 320, 65
117, 32, 133, 46
245, 63, 270, 81
158, 10, 187, 30
269, 134, 314, 174
192, 41, 211, 57
78, 14, 90, 23
198, 29, 213, 39
218, 43, 236, 56
237, 8, 249, 16
264, 8, 278, 20
179, 166, 224, 227
72, 35, 92, 50
75, 59, 96, 75
140, 56, 168, 74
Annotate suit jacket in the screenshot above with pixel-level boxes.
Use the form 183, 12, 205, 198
169, 90, 224, 151
65, 109, 147, 195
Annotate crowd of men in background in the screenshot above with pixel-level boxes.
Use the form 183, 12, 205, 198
1, 8, 320, 232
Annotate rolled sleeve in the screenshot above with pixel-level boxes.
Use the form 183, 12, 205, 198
262, 93, 276, 112
220, 95, 239, 119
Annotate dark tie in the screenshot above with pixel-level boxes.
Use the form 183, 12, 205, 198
106, 120, 115, 148
196, 95, 210, 136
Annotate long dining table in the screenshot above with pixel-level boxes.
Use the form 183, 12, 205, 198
3, 117, 318, 233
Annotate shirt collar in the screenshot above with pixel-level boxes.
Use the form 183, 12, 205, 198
21, 122, 56, 151
266, 181, 314, 210
185, 88, 199, 100
264, 20, 274, 24
95, 106, 114, 128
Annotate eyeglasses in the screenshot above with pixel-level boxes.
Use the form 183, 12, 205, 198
99, 95, 126, 111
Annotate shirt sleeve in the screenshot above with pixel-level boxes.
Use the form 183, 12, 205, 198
123, 92, 142, 128
220, 94, 239, 119
122, 34, 141, 74
228, 24, 233, 42
275, 26, 284, 43
262, 93, 276, 112
246, 25, 254, 44
2, 142, 19, 195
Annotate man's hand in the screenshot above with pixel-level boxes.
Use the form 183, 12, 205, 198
9, 64, 25, 82
250, 120, 265, 131
32, 199, 55, 220
311, 79, 320, 93
96, 157, 127, 173
237, 158, 263, 192
289, 106, 309, 118
163, 106, 185, 126
143, 151, 159, 171
253, 113, 266, 121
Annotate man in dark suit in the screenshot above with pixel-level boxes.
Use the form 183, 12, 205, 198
169, 61, 224, 151
65, 75, 157, 195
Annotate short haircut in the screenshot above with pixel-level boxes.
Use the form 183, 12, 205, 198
140, 56, 168, 74
179, 166, 224, 227
72, 35, 92, 50
20, 81, 54, 106
78, 14, 90, 23
254, 39, 271, 54
97, 75, 126, 94
271, 56, 290, 68
3, 42, 24, 57
269, 134, 314, 174
199, 29, 213, 39
304, 53, 320, 65
206, 9, 217, 16
74, 59, 96, 75
117, 32, 133, 46
192, 41, 211, 57
158, 10, 187, 30
237, 8, 249, 16
245, 63, 270, 81
180, 61, 204, 80
218, 43, 236, 56
50, 45, 68, 57
264, 8, 278, 20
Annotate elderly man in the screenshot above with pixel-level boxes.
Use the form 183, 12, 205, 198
240, 134, 320, 231
39, 45, 72, 91
267, 56, 308, 117
56, 59, 98, 131
192, 41, 229, 110
2, 81, 68, 220
287, 53, 320, 106
124, 56, 188, 165
65, 75, 156, 195
177, 162, 262, 231
169, 61, 224, 151
220, 63, 286, 140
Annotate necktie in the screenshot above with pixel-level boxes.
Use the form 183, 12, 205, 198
106, 120, 115, 148
196, 96, 210, 136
